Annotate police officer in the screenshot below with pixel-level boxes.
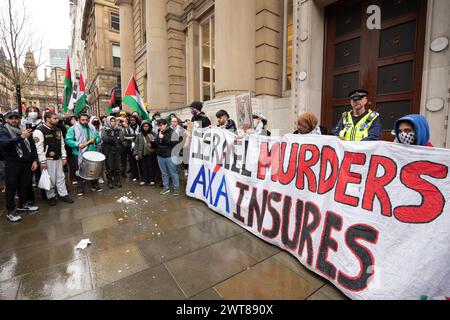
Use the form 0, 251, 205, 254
33, 112, 74, 206
332, 89, 382, 141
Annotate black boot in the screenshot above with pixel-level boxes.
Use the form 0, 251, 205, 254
115, 177, 122, 188
108, 179, 114, 189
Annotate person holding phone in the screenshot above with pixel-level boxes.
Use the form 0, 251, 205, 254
21, 106, 42, 131
0, 110, 39, 222
101, 116, 125, 189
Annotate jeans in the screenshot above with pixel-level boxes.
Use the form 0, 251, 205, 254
157, 156, 180, 190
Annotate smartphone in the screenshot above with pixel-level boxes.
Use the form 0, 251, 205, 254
26, 123, 32, 129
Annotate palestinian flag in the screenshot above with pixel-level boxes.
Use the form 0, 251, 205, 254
62, 57, 72, 113
108, 89, 115, 114
123, 75, 149, 120
74, 73, 88, 116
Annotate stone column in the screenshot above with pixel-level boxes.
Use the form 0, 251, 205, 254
215, 0, 256, 96
115, 0, 135, 112
294, 0, 325, 129
146, 0, 170, 109
185, 16, 200, 103
420, 0, 450, 148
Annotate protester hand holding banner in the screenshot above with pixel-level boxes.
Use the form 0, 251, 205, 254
186, 127, 450, 300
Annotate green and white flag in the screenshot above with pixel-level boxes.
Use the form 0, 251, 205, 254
74, 73, 88, 116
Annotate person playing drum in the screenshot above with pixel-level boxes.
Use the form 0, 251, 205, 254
65, 113, 102, 196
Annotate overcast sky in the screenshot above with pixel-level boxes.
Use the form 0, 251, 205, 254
4, 0, 71, 79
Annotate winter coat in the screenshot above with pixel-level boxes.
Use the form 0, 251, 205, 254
155, 127, 181, 158
101, 122, 125, 155
0, 125, 38, 162
219, 119, 237, 133
134, 120, 157, 158
191, 112, 211, 129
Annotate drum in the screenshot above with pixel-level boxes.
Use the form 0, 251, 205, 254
77, 151, 105, 181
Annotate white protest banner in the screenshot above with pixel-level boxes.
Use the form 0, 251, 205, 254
186, 127, 450, 300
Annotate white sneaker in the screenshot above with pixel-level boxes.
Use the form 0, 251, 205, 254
150, 181, 155, 186
133, 178, 138, 182
160, 189, 170, 195
6, 210, 22, 222
139, 181, 146, 186
17, 205, 39, 212
72, 181, 78, 185
98, 178, 105, 184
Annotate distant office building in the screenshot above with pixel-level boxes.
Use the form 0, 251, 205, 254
49, 49, 70, 69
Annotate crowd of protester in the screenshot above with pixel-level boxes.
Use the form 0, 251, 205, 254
0, 88, 434, 222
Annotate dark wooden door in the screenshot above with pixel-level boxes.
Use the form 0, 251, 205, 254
322, 0, 427, 140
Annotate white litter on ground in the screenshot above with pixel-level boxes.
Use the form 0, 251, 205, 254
117, 196, 137, 204
75, 239, 91, 250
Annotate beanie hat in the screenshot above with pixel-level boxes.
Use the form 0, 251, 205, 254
190, 101, 203, 112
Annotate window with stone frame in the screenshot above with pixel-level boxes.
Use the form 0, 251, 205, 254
111, 12, 120, 31
199, 15, 215, 102
112, 44, 121, 69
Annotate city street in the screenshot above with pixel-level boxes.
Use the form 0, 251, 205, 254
0, 180, 346, 300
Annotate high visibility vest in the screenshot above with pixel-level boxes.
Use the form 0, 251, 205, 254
339, 109, 379, 141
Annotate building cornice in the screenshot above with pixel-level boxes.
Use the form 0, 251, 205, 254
182, 0, 214, 26
114, 0, 133, 6
135, 44, 147, 63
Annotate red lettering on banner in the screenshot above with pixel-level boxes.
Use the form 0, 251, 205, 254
362, 156, 397, 217
278, 143, 299, 185
318, 146, 339, 195
335, 151, 366, 207
296, 144, 320, 192
257, 142, 280, 181
393, 161, 448, 224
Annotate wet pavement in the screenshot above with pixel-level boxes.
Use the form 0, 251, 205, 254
0, 179, 347, 300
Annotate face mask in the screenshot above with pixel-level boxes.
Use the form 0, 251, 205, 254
191, 109, 199, 116
28, 112, 38, 120
398, 131, 416, 145
253, 120, 259, 129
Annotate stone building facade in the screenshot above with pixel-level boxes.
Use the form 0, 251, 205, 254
95, 0, 449, 147
70, 0, 88, 80
81, 0, 122, 116
20, 51, 66, 112
0, 49, 14, 113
